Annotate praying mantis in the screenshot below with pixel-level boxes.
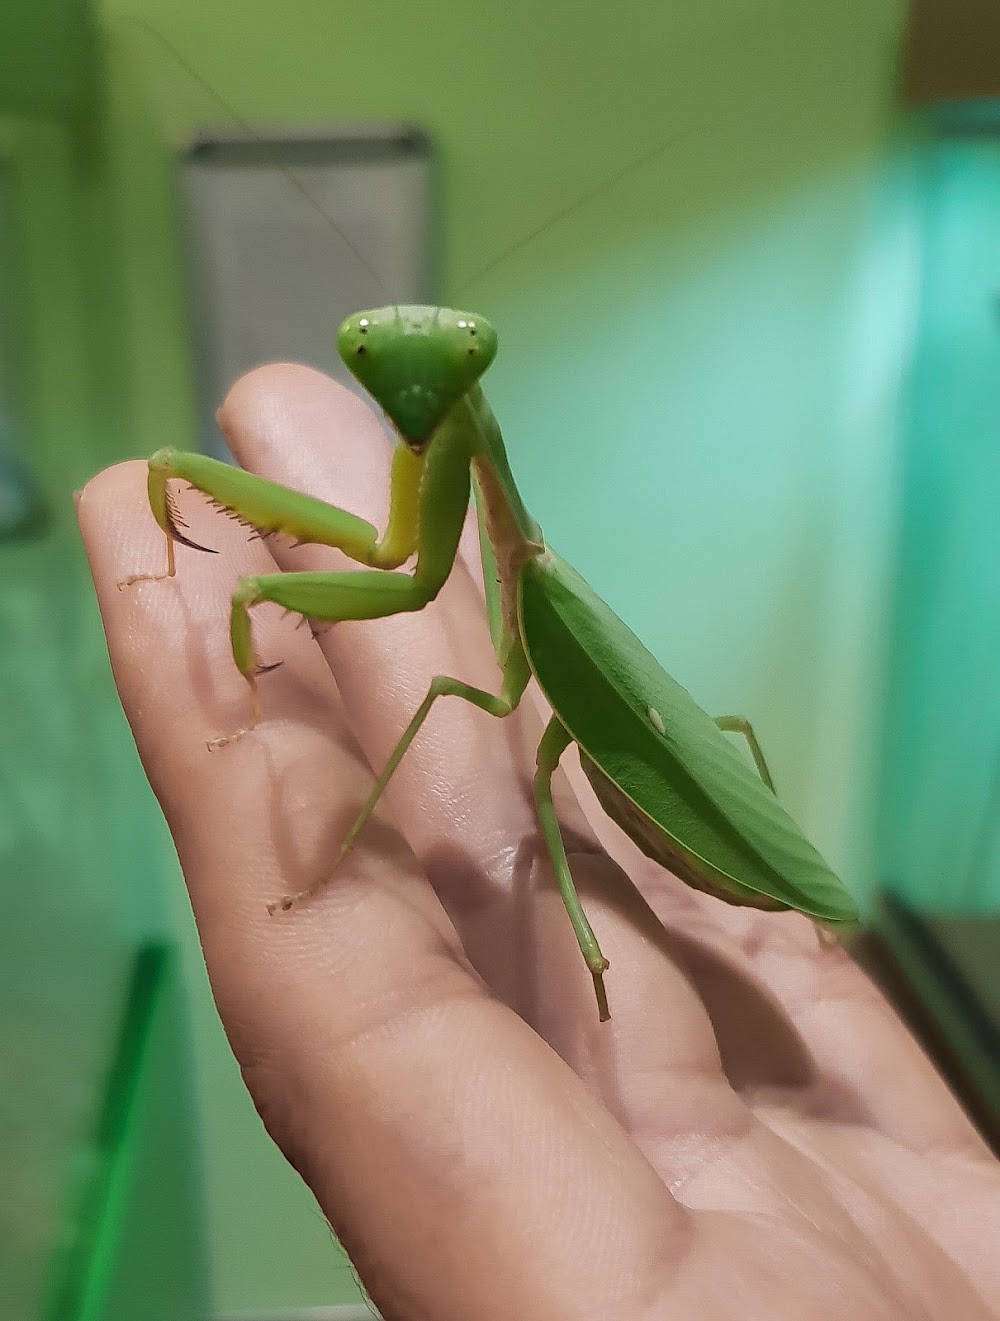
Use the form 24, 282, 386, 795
123, 303, 858, 1021
100, 9, 871, 1020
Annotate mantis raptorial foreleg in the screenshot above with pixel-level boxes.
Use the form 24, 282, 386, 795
714, 714, 775, 793
125, 429, 473, 745
533, 717, 611, 1020
119, 443, 426, 585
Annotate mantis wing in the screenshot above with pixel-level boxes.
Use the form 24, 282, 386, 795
518, 550, 858, 924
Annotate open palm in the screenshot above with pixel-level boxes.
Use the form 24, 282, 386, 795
79, 364, 999, 1320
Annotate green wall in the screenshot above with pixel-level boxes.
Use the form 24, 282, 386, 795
0, 0, 95, 118
0, 113, 140, 1320
85, 0, 912, 1312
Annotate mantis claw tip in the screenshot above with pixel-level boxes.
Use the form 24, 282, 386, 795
592, 964, 611, 1022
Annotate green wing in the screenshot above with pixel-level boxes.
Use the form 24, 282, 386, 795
518, 550, 857, 923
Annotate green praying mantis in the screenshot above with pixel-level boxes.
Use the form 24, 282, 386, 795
123, 303, 858, 1020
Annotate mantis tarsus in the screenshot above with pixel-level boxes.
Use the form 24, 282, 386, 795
124, 303, 858, 1021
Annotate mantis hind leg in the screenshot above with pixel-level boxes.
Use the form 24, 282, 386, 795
268, 646, 532, 913
714, 715, 776, 793
533, 718, 610, 1021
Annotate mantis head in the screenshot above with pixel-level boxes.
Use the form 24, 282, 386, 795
337, 305, 498, 447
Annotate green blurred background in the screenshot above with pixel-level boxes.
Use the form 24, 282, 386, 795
0, 0, 996, 1316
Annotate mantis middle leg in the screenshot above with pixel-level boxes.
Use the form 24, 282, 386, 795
269, 642, 533, 911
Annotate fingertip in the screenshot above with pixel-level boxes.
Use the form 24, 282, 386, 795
76, 458, 147, 519
218, 363, 387, 488
75, 461, 156, 584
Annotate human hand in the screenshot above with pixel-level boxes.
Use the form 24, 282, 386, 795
78, 364, 1000, 1320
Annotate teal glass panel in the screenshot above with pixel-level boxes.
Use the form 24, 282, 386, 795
879, 105, 1000, 910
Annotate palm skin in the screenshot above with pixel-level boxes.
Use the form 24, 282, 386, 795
78, 364, 999, 1321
